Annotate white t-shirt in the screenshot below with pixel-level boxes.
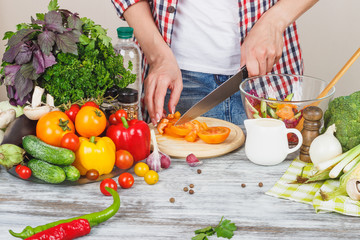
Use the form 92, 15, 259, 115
171, 0, 241, 75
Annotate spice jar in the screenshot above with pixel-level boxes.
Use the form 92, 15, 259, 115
117, 88, 139, 120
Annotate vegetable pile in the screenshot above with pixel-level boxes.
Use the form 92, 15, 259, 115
0, 0, 135, 106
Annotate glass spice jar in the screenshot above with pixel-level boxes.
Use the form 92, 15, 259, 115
117, 88, 139, 120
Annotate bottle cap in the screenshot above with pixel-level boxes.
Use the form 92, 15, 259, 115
117, 27, 134, 39
117, 88, 138, 104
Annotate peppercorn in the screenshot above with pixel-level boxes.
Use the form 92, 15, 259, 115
241, 183, 246, 188
189, 189, 194, 194
197, 169, 202, 174
169, 198, 175, 203
258, 182, 263, 187
189, 184, 194, 188
183, 187, 189, 192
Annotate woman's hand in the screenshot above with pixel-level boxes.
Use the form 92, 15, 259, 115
144, 48, 183, 126
240, 12, 285, 77
241, 0, 318, 77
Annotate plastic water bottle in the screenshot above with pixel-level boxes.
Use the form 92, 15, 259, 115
114, 27, 142, 120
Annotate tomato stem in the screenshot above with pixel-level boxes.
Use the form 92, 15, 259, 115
121, 116, 129, 129
58, 119, 71, 132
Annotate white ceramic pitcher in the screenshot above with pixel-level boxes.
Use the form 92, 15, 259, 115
244, 118, 303, 166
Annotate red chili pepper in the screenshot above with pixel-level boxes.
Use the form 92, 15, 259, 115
25, 219, 91, 240
106, 117, 150, 162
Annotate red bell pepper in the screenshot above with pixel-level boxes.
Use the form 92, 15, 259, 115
106, 117, 150, 162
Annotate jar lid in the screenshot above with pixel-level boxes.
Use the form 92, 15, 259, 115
117, 88, 138, 103
117, 27, 133, 39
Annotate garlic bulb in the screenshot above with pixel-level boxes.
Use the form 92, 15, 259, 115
146, 129, 171, 172
309, 124, 343, 169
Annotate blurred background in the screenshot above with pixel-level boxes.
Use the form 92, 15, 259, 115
0, 0, 359, 101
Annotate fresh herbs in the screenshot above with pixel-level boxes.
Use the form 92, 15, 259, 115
192, 217, 237, 240
1, 0, 135, 106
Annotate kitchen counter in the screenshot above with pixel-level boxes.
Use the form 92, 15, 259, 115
1, 142, 360, 240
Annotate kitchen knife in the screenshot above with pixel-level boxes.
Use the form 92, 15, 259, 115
175, 66, 248, 125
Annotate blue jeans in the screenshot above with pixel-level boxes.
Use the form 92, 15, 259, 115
165, 69, 247, 126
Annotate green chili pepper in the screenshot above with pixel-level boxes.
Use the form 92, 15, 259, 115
9, 187, 120, 239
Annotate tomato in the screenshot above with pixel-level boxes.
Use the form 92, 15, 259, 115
82, 101, 99, 109
100, 178, 118, 196
86, 169, 100, 180
17, 165, 32, 179
75, 106, 107, 137
118, 172, 134, 189
114, 109, 128, 122
197, 126, 231, 144
15, 165, 23, 174
144, 170, 159, 185
134, 162, 149, 177
36, 111, 75, 147
65, 104, 80, 123
115, 150, 134, 169
61, 132, 80, 151
109, 114, 118, 125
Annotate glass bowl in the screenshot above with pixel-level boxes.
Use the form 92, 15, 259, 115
239, 74, 335, 145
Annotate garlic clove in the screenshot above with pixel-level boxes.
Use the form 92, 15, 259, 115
186, 153, 203, 167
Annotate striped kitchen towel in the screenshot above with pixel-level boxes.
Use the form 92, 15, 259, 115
266, 158, 360, 216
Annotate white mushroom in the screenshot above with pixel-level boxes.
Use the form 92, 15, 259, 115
23, 86, 51, 120
46, 94, 60, 112
346, 178, 360, 201
0, 109, 16, 129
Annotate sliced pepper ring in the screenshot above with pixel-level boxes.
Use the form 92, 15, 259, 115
197, 126, 231, 144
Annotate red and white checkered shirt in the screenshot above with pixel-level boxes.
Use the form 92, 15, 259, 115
112, 0, 303, 121
111, 0, 303, 77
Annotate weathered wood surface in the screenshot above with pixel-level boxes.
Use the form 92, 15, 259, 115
1, 138, 360, 239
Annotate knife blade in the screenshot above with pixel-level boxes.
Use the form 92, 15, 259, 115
174, 66, 248, 125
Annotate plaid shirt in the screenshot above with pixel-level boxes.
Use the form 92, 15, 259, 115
111, 0, 303, 120
111, 0, 303, 76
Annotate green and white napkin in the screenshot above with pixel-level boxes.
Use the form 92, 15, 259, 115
266, 158, 360, 216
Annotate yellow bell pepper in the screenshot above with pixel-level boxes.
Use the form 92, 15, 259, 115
73, 136, 116, 176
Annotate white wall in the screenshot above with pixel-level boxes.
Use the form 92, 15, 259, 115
1, 0, 359, 101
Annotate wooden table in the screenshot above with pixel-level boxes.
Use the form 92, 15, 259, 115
1, 141, 360, 239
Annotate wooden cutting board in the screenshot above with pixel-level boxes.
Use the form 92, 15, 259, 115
150, 117, 245, 159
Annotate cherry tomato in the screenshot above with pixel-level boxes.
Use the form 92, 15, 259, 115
134, 162, 149, 177
17, 165, 32, 179
144, 170, 159, 185
82, 101, 99, 109
197, 126, 231, 144
61, 132, 80, 151
118, 172, 134, 189
114, 109, 128, 122
115, 150, 134, 170
86, 169, 100, 180
109, 114, 118, 125
36, 111, 75, 147
65, 104, 80, 123
75, 106, 107, 137
15, 164, 23, 174
100, 178, 118, 196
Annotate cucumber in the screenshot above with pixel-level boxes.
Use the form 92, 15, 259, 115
28, 159, 66, 184
62, 165, 80, 182
22, 135, 75, 165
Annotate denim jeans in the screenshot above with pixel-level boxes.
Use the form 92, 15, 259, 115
165, 69, 247, 126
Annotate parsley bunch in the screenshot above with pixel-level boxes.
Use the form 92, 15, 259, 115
1, 0, 135, 106
192, 217, 237, 240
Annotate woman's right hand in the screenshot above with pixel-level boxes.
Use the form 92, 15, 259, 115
144, 47, 183, 126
